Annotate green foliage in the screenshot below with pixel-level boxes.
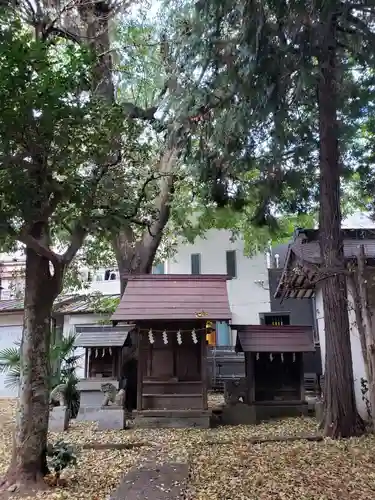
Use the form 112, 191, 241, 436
0, 343, 21, 390
0, 332, 82, 397
0, 9, 156, 273
87, 292, 120, 316
162, 0, 375, 225
46, 440, 77, 479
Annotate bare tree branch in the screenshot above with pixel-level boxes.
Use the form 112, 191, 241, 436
62, 152, 122, 264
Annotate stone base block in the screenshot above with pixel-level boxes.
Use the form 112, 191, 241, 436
220, 404, 256, 426
49, 406, 70, 432
255, 402, 309, 422
315, 400, 324, 423
76, 407, 125, 430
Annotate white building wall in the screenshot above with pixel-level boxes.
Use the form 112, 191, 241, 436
86, 280, 120, 295
166, 229, 271, 333
315, 286, 366, 418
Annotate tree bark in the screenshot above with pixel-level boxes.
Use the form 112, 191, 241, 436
113, 148, 178, 295
2, 238, 61, 490
349, 272, 370, 382
317, 16, 365, 437
356, 244, 375, 426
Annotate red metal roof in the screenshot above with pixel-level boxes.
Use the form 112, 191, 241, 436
234, 325, 315, 353
111, 274, 232, 322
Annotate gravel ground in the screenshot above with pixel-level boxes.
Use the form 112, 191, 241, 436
1, 398, 375, 500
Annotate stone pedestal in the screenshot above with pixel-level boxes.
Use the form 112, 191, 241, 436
77, 406, 126, 430
221, 404, 256, 426
49, 406, 70, 432
77, 378, 118, 408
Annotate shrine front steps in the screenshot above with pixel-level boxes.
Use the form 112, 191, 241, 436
134, 409, 212, 429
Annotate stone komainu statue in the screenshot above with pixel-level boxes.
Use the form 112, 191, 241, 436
100, 383, 125, 407
50, 383, 67, 408
224, 379, 248, 405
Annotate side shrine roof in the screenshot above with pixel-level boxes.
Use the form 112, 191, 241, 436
233, 325, 315, 353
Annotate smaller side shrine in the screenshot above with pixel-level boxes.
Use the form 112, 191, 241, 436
111, 274, 231, 428
227, 324, 315, 423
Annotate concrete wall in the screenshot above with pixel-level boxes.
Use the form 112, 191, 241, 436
167, 229, 271, 342
315, 286, 367, 417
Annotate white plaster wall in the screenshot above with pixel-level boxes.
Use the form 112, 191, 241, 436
63, 313, 106, 379
0, 313, 23, 397
0, 313, 23, 327
315, 286, 367, 418
166, 229, 271, 331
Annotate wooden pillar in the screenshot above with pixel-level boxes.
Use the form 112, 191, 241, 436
84, 349, 88, 378
299, 353, 305, 402
116, 347, 123, 379
136, 330, 143, 411
201, 329, 208, 410
245, 353, 255, 403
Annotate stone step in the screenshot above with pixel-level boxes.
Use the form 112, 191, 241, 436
110, 462, 188, 500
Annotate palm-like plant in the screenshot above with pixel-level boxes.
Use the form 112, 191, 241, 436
0, 342, 21, 391
0, 331, 82, 417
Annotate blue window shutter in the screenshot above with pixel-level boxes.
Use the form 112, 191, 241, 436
216, 322, 230, 346
191, 254, 201, 275
152, 262, 165, 274
226, 250, 237, 278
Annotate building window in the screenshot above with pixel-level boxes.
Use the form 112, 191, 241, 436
152, 262, 165, 274
226, 250, 237, 278
191, 253, 201, 275
259, 313, 290, 326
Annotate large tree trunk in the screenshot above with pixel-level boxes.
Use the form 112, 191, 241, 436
318, 17, 365, 438
2, 241, 61, 491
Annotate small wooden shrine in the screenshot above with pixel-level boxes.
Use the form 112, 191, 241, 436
74, 324, 135, 407
232, 324, 315, 421
111, 274, 231, 428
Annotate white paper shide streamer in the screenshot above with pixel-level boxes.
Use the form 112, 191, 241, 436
162, 330, 168, 345
256, 352, 259, 361
293, 352, 296, 362
191, 328, 198, 344
281, 353, 284, 363
269, 353, 273, 362
176, 330, 182, 345
148, 329, 155, 344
